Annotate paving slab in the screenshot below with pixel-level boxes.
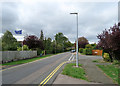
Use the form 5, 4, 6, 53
53, 74, 99, 84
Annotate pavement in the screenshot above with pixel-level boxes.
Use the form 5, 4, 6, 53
53, 74, 99, 84
80, 59, 114, 84
53, 54, 118, 85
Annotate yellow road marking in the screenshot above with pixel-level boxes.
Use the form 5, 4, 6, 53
39, 54, 71, 85
43, 62, 66, 85
39, 62, 64, 85
39, 60, 73, 86
39, 62, 65, 86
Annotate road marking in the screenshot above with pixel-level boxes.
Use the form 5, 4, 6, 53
39, 62, 64, 85
43, 62, 66, 85
39, 54, 74, 86
39, 61, 71, 86
68, 54, 73, 61
1, 53, 67, 72
72, 55, 75, 61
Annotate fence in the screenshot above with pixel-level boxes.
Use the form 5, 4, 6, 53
92, 50, 103, 56
1, 51, 37, 63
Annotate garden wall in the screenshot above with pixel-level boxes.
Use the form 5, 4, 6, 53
1, 51, 37, 63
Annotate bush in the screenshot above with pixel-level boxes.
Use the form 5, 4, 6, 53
17, 47, 22, 51
79, 48, 83, 53
103, 53, 111, 62
83, 49, 86, 55
17, 45, 29, 51
86, 48, 92, 55
36, 48, 42, 55
23, 45, 29, 50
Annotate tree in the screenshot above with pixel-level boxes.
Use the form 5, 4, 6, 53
55, 32, 64, 44
44, 37, 47, 50
55, 32, 71, 52
45, 37, 53, 54
85, 44, 92, 49
40, 30, 44, 41
40, 30, 45, 50
78, 37, 89, 48
64, 41, 72, 51
97, 24, 120, 61
23, 35, 44, 50
85, 44, 96, 49
51, 40, 56, 54
2, 30, 18, 51
55, 33, 68, 43
56, 44, 63, 53
0, 38, 2, 51
46, 37, 52, 49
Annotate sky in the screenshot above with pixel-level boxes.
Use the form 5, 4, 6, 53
0, 0, 118, 43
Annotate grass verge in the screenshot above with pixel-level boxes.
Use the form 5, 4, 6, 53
92, 60, 99, 63
97, 64, 119, 84
2, 54, 53, 66
92, 59, 111, 63
62, 63, 88, 81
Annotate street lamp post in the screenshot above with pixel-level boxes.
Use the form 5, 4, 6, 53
118, 22, 120, 29
70, 12, 79, 67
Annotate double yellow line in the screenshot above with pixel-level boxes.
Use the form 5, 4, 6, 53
39, 60, 72, 86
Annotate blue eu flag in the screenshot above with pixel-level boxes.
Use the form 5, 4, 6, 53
15, 30, 22, 34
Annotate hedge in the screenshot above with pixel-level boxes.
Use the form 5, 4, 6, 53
103, 53, 111, 62
86, 48, 92, 55
83, 49, 86, 55
79, 48, 83, 53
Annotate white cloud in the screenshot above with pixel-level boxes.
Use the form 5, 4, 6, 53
0, 33, 3, 38
13, 35, 24, 41
1, 1, 118, 43
0, 32, 24, 41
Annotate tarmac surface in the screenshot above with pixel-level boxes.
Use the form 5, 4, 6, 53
2, 52, 72, 85
2, 52, 119, 86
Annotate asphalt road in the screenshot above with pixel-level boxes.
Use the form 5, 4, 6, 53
2, 52, 72, 85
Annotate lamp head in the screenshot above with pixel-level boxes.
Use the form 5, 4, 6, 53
70, 13, 78, 14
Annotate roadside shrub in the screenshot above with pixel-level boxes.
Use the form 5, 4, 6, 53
79, 48, 83, 53
103, 53, 111, 62
86, 48, 92, 55
83, 49, 86, 55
